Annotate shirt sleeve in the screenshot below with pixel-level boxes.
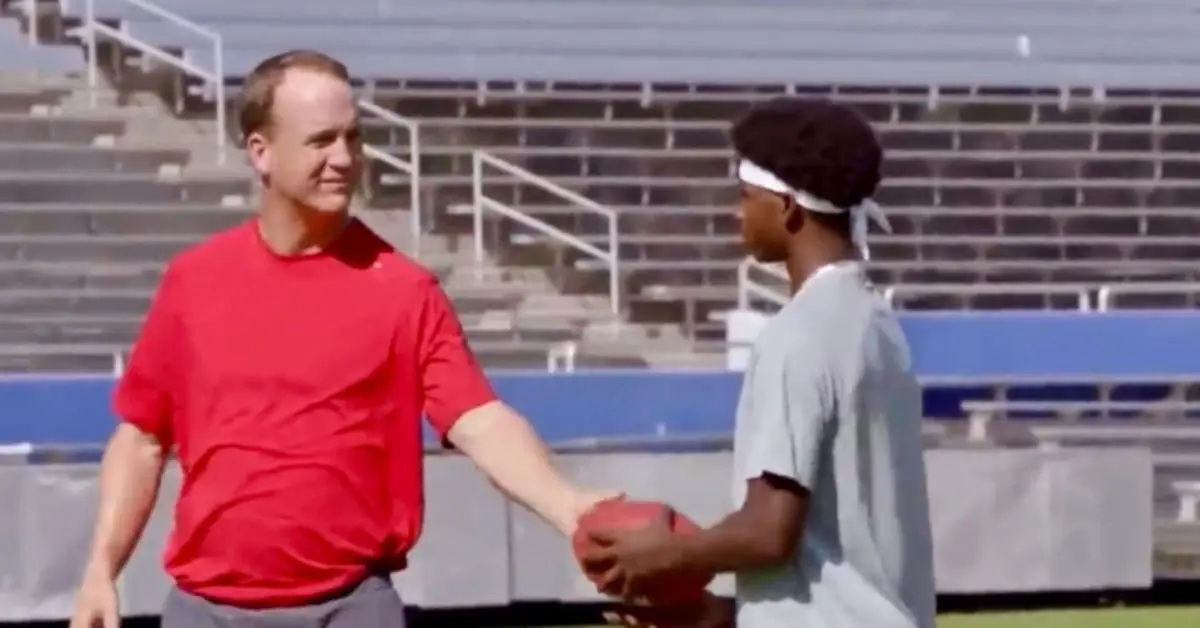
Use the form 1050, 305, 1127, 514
738, 337, 834, 491
415, 278, 498, 437
112, 265, 182, 448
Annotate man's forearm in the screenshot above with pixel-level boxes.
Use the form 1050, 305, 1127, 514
84, 423, 167, 579
672, 509, 793, 575
447, 401, 597, 535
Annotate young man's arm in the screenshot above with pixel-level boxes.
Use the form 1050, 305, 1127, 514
670, 338, 828, 574
585, 337, 830, 593
415, 278, 615, 536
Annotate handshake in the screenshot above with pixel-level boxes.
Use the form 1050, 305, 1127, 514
571, 496, 733, 628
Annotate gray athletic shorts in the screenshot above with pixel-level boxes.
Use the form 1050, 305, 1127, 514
162, 573, 406, 628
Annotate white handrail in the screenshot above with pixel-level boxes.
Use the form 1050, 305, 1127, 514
358, 100, 422, 257
83, 0, 226, 165
112, 350, 126, 376
736, 256, 788, 309
1096, 282, 1200, 311
24, 0, 39, 44
471, 150, 621, 316
885, 283, 1093, 311
546, 341, 578, 373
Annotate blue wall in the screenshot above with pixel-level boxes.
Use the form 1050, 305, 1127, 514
3, 312, 1200, 445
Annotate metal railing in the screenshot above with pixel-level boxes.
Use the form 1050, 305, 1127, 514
546, 341, 578, 373
82, 0, 226, 165
1096, 282, 1200, 311
736, 256, 788, 309
358, 100, 422, 257
471, 150, 621, 316
883, 283, 1094, 311
737, 265, 1200, 314
24, 0, 39, 44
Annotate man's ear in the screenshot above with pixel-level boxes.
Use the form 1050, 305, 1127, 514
782, 195, 805, 234
245, 130, 271, 177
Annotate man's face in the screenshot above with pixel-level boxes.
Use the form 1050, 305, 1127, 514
246, 68, 361, 214
737, 184, 795, 263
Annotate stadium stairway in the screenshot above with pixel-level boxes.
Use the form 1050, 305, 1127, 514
13, 0, 1200, 365
0, 48, 712, 371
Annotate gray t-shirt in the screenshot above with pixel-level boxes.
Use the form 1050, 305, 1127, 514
731, 262, 936, 628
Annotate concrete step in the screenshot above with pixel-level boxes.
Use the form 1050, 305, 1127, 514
0, 261, 164, 290
0, 203, 250, 236
0, 113, 125, 143
0, 172, 248, 204
0, 142, 189, 174
0, 315, 140, 345
0, 343, 123, 374
441, 266, 556, 299
517, 292, 614, 321
0, 88, 69, 114
0, 288, 151, 316
0, 234, 197, 263
0, 72, 85, 91
642, 349, 725, 370
53, 89, 167, 112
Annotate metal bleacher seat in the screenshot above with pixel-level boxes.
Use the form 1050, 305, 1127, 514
947, 397, 1200, 524
0, 20, 78, 72
5, 0, 1200, 367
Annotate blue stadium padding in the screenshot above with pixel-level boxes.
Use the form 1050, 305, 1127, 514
901, 311, 1200, 381
3, 312, 1200, 445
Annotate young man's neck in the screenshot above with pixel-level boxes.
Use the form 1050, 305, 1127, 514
784, 236, 858, 295
257, 195, 350, 256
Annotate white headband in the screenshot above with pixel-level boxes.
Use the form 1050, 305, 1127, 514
737, 159, 892, 260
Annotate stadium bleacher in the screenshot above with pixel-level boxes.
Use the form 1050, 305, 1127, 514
3, 0, 1200, 368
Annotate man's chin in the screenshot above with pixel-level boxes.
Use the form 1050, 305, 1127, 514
307, 195, 353, 214
746, 248, 785, 264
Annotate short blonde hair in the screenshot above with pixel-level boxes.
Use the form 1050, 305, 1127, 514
237, 50, 351, 140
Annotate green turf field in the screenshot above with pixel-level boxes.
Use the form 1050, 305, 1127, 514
557, 606, 1199, 628
937, 607, 1199, 628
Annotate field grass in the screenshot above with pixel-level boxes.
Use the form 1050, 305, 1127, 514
938, 606, 1200, 628
549, 606, 1200, 628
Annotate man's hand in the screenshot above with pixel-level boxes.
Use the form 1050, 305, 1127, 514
603, 593, 734, 628
69, 567, 120, 628
581, 508, 699, 599
570, 489, 624, 533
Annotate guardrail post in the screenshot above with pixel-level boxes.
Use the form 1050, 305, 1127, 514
25, 0, 39, 44
472, 151, 485, 280
86, 0, 97, 107
214, 34, 226, 165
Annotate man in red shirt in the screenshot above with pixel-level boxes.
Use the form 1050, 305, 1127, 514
68, 50, 613, 628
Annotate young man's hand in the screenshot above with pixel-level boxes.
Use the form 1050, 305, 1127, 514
580, 507, 691, 599
602, 593, 734, 628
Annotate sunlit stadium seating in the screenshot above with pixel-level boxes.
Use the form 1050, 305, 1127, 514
5, 0, 1200, 369
2, 0, 1200, 595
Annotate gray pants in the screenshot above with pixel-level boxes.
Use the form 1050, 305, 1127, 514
162, 574, 406, 628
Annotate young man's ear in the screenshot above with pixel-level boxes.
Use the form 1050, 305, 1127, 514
782, 195, 805, 234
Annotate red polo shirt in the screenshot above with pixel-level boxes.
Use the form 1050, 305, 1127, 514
113, 218, 496, 608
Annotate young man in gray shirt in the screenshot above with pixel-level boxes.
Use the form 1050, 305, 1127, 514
583, 98, 936, 628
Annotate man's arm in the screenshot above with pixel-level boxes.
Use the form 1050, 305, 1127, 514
447, 402, 603, 535
82, 424, 167, 580
415, 278, 613, 536
82, 265, 181, 580
585, 338, 829, 591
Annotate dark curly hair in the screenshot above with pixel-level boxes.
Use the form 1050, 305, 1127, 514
730, 98, 883, 217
